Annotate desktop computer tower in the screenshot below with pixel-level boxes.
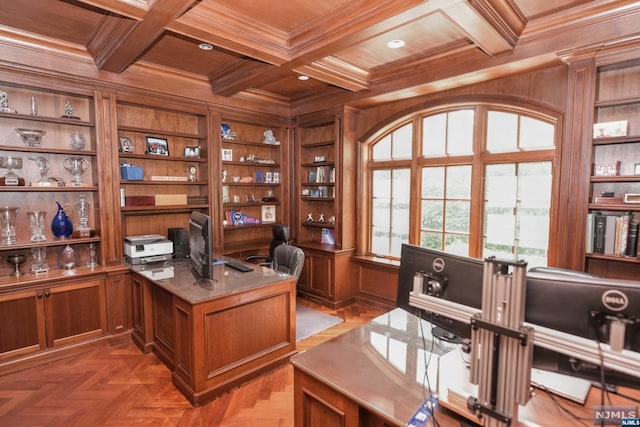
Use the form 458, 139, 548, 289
168, 227, 189, 258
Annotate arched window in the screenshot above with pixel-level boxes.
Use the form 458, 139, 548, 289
364, 103, 558, 267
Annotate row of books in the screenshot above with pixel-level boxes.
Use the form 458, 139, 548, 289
307, 166, 335, 184
586, 211, 638, 257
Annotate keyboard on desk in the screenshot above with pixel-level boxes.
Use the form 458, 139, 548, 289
225, 259, 254, 272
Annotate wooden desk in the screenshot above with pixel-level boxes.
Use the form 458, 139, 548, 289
291, 308, 640, 427
130, 258, 296, 406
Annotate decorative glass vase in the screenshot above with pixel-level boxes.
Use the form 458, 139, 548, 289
87, 242, 98, 268
51, 202, 73, 238
0, 206, 19, 244
27, 210, 47, 242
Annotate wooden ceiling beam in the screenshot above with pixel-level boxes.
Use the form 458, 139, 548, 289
210, 61, 291, 97
440, 1, 516, 56
295, 58, 370, 92
75, 0, 150, 20
88, 0, 197, 73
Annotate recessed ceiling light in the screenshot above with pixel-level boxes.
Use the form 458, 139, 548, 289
198, 43, 213, 51
298, 75, 310, 81
386, 39, 405, 49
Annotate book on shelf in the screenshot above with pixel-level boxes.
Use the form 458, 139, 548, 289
589, 211, 637, 257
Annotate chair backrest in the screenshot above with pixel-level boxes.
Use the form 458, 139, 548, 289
268, 224, 290, 259
271, 244, 305, 282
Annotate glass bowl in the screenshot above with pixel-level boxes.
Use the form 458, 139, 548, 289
15, 128, 46, 147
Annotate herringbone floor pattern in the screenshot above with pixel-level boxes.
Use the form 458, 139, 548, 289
0, 300, 386, 426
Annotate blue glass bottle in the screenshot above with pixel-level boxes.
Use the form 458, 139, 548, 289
51, 201, 73, 238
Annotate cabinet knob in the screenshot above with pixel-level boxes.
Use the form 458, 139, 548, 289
37, 291, 43, 299
44, 290, 50, 298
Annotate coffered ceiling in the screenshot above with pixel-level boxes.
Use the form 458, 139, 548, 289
0, 0, 638, 108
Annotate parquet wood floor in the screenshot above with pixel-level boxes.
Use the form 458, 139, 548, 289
0, 300, 387, 426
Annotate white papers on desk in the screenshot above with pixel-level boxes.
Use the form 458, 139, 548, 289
530, 368, 591, 404
139, 266, 174, 280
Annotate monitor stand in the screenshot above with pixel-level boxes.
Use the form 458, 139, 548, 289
194, 278, 218, 288
431, 326, 465, 344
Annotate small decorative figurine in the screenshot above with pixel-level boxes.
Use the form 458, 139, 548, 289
0, 90, 10, 112
305, 213, 314, 223
29, 156, 50, 182
318, 213, 325, 223
263, 129, 280, 145
221, 123, 237, 140
62, 99, 80, 119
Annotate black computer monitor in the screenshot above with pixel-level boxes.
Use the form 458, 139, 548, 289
397, 243, 640, 388
189, 211, 212, 280
397, 243, 484, 343
525, 270, 640, 388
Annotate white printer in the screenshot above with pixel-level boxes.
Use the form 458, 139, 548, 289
124, 234, 173, 264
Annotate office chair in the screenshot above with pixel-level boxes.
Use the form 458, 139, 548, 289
271, 244, 305, 283
245, 224, 290, 265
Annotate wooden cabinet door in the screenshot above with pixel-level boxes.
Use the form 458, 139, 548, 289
44, 279, 107, 348
299, 249, 331, 298
131, 275, 153, 352
0, 289, 46, 360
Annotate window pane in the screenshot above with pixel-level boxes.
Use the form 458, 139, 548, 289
392, 123, 413, 159
422, 113, 446, 156
520, 116, 554, 149
422, 167, 444, 198
487, 111, 517, 151
447, 110, 474, 155
446, 166, 471, 198
372, 134, 391, 160
421, 200, 443, 230
444, 234, 469, 256
420, 231, 443, 250
445, 201, 470, 232
485, 164, 517, 207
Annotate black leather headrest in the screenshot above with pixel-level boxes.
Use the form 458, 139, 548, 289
273, 224, 289, 242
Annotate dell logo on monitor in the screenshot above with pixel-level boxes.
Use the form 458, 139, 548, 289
602, 290, 629, 311
432, 258, 445, 273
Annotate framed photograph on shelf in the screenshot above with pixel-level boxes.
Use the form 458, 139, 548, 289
146, 136, 169, 156
119, 136, 133, 153
221, 148, 233, 161
261, 205, 276, 223
184, 146, 201, 158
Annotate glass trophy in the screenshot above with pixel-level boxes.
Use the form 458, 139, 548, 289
0, 156, 24, 186
63, 156, 89, 187
72, 194, 95, 238
29, 156, 51, 185
31, 247, 49, 274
